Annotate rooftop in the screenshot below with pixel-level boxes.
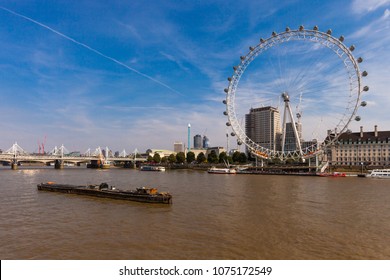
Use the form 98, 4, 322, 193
337, 126, 390, 142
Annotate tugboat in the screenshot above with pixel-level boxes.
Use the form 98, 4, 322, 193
37, 182, 172, 204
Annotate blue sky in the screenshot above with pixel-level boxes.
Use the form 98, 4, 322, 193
0, 0, 389, 154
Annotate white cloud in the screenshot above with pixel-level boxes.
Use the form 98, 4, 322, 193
349, 8, 390, 123
351, 0, 390, 14
159, 51, 190, 72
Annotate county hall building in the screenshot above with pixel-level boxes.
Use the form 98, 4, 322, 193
329, 125, 390, 167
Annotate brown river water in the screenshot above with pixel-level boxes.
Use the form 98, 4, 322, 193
0, 166, 389, 260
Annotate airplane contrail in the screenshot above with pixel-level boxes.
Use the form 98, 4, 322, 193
0, 6, 183, 96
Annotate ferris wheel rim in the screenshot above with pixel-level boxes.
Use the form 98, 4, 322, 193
224, 26, 367, 159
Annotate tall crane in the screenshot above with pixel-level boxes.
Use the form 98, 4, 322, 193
37, 136, 47, 154
42, 135, 47, 154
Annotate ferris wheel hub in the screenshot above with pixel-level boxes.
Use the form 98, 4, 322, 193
282, 92, 290, 102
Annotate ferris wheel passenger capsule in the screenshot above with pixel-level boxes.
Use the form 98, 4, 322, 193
224, 88, 229, 93
223, 111, 228, 116
240, 56, 246, 60
272, 31, 277, 36
233, 66, 238, 71
285, 27, 290, 32
327, 29, 332, 35
363, 86, 369, 91
313, 26, 319, 31
227, 77, 232, 81
222, 100, 227, 104
355, 116, 361, 121
249, 46, 255, 51
260, 38, 265, 43
231, 132, 236, 136
361, 101, 367, 107
349, 45, 355, 51
357, 57, 363, 63
299, 25, 304, 31
226, 122, 231, 126
339, 35, 345, 42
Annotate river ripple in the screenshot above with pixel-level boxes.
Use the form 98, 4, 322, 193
0, 167, 389, 259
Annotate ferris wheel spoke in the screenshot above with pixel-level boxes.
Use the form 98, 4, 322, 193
265, 52, 286, 92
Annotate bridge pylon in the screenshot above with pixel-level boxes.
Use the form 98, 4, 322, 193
4, 142, 29, 170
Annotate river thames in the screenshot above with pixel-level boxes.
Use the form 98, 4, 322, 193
0, 166, 389, 260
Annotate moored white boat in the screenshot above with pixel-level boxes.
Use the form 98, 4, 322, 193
207, 166, 237, 174
367, 169, 390, 179
140, 165, 166, 171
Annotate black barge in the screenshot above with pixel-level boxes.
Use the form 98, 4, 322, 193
37, 182, 172, 204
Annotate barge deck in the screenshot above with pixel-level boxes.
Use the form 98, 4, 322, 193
37, 182, 172, 204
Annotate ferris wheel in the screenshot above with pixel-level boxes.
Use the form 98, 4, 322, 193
223, 25, 368, 160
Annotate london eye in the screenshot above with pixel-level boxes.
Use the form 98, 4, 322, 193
223, 26, 368, 161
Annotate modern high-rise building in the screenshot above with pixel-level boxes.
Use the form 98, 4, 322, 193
203, 135, 209, 148
284, 122, 303, 152
245, 106, 282, 151
194, 134, 202, 149
187, 124, 191, 151
174, 142, 184, 153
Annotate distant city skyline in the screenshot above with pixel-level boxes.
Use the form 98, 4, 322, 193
0, 1, 389, 153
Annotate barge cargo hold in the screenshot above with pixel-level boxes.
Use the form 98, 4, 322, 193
37, 182, 172, 204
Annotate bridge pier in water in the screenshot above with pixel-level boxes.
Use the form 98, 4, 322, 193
123, 161, 135, 168
54, 160, 64, 169
87, 160, 100, 168
10, 157, 18, 170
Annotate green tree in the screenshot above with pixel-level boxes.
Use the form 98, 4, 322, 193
186, 151, 195, 163
147, 155, 153, 162
176, 152, 186, 163
219, 151, 228, 163
238, 152, 247, 163
232, 151, 241, 163
168, 154, 176, 163
207, 150, 219, 164
161, 156, 167, 163
153, 152, 161, 163
196, 152, 206, 163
